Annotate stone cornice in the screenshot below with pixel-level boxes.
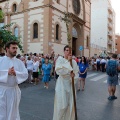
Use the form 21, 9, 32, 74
69, 13, 86, 25
85, 0, 91, 4
49, 5, 86, 25
4, 4, 85, 26
5, 4, 51, 16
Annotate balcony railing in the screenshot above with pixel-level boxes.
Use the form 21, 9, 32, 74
108, 23, 113, 30
108, 7, 113, 14
107, 50, 113, 53
107, 40, 112, 45
108, 14, 113, 21
107, 47, 113, 53
108, 31, 113, 37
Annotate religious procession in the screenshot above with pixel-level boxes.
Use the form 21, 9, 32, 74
0, 0, 120, 120
0, 41, 120, 120
0, 41, 86, 120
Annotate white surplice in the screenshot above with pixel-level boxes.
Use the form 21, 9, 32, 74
53, 56, 79, 120
0, 56, 28, 120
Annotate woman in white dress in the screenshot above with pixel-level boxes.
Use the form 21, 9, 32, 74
26, 56, 33, 83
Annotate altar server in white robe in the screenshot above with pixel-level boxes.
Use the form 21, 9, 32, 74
0, 41, 28, 120
53, 45, 79, 120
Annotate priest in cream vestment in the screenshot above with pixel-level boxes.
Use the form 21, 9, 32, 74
53, 45, 79, 120
0, 41, 28, 120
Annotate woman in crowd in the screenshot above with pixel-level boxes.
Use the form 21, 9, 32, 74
33, 57, 39, 85
20, 56, 26, 66
26, 56, 33, 83
42, 58, 52, 89
78, 56, 88, 91
49, 57, 54, 76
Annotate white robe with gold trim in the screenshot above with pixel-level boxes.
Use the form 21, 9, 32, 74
0, 56, 28, 120
53, 56, 79, 120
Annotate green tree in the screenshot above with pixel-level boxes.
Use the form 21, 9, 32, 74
0, 10, 24, 53
0, 10, 4, 22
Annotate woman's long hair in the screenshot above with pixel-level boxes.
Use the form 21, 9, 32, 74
80, 56, 87, 65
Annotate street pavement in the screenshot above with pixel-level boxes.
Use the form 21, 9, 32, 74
19, 71, 120, 120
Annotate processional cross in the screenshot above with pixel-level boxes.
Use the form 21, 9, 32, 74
59, 12, 78, 120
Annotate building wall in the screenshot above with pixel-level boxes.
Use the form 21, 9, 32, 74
90, 0, 115, 57
84, 1, 91, 57
27, 8, 44, 53
111, 10, 115, 53
107, 0, 115, 54
90, 47, 101, 57
47, 0, 90, 56
115, 35, 120, 54
11, 13, 24, 53
91, 0, 108, 49
0, 0, 91, 57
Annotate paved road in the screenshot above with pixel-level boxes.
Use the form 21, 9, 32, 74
19, 71, 120, 120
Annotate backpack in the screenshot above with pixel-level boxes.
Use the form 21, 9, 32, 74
106, 60, 117, 77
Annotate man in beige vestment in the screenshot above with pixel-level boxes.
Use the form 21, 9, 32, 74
53, 45, 79, 120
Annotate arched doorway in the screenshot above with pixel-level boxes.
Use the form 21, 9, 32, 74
72, 27, 78, 56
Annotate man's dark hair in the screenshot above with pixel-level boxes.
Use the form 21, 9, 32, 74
34, 53, 37, 56
45, 57, 49, 60
28, 56, 31, 60
112, 54, 117, 59
16, 54, 21, 59
5, 41, 18, 50
107, 56, 110, 60
64, 45, 70, 51
1, 53, 5, 56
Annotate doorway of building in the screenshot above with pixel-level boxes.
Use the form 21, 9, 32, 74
72, 27, 78, 56
72, 37, 77, 55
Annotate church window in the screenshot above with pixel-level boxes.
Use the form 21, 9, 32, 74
56, 24, 59, 40
72, 0, 80, 15
14, 27, 19, 37
33, 23, 38, 39
86, 36, 89, 47
13, 4, 17, 12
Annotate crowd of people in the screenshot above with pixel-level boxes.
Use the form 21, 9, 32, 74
88, 56, 120, 72
1, 51, 120, 85
1, 50, 120, 90
0, 41, 120, 120
0, 51, 90, 91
